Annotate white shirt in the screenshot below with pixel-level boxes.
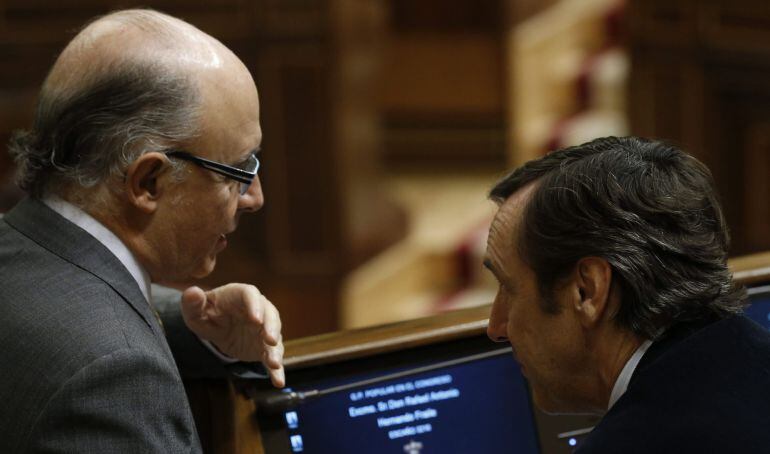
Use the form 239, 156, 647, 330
44, 196, 152, 303
608, 338, 654, 410
43, 196, 236, 363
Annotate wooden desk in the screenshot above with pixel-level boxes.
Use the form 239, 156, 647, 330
204, 304, 490, 454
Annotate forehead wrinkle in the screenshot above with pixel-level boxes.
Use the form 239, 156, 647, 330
486, 210, 514, 279
486, 182, 538, 278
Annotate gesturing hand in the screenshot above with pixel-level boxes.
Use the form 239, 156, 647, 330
180, 283, 285, 388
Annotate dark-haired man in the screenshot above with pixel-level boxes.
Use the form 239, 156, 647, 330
0, 9, 283, 453
485, 136, 770, 452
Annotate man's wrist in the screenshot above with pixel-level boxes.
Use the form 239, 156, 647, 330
198, 338, 239, 364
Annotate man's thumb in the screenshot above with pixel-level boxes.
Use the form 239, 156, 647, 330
181, 286, 208, 318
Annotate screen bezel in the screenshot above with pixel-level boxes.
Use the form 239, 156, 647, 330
747, 283, 770, 299
252, 335, 541, 454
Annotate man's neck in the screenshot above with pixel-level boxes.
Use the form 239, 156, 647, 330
593, 327, 645, 411
55, 190, 158, 283
43, 194, 153, 303
96, 202, 160, 281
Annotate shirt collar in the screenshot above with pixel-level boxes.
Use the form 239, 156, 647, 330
42, 195, 152, 305
607, 337, 654, 410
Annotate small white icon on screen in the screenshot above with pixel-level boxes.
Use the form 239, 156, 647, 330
403, 440, 423, 454
285, 411, 299, 429
290, 434, 304, 452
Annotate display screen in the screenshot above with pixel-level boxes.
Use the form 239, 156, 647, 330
263, 344, 539, 454
746, 285, 770, 330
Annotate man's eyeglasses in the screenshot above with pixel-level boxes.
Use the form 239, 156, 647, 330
165, 150, 259, 195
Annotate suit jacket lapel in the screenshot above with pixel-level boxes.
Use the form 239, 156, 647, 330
4, 198, 166, 342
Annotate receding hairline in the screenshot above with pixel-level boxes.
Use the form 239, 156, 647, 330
488, 181, 539, 264
42, 9, 233, 101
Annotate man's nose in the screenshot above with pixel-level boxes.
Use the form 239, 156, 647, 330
487, 296, 509, 343
238, 176, 264, 212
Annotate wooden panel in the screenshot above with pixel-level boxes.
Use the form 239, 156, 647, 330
627, 0, 698, 49
380, 34, 504, 114
1, 3, 103, 45
283, 303, 490, 369
629, 0, 770, 256
185, 380, 237, 454
705, 67, 770, 254
257, 46, 340, 273
700, 2, 770, 57
382, 113, 506, 167
390, 0, 502, 32
379, 1, 507, 167
731, 251, 770, 286
743, 120, 770, 253
628, 57, 686, 142
252, 0, 326, 37
0, 1, 255, 45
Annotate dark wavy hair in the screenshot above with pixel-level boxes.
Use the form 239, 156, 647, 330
489, 136, 746, 338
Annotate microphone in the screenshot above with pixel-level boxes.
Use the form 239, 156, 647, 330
254, 347, 511, 415
256, 390, 320, 414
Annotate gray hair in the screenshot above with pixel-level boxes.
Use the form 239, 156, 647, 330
489, 136, 746, 338
9, 59, 200, 199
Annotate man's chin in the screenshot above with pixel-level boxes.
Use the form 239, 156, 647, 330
189, 256, 217, 280
532, 388, 568, 415
532, 389, 598, 416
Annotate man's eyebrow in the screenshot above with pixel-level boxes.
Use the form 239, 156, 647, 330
483, 258, 505, 286
483, 258, 495, 273
234, 147, 260, 165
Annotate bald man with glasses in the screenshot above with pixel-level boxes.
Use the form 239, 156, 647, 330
0, 9, 284, 453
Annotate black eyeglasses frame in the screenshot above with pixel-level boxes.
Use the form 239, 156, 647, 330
165, 150, 259, 195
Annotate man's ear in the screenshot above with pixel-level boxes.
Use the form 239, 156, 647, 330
571, 257, 613, 328
124, 152, 169, 214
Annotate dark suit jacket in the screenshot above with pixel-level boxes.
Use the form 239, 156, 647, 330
0, 198, 228, 453
577, 315, 770, 453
